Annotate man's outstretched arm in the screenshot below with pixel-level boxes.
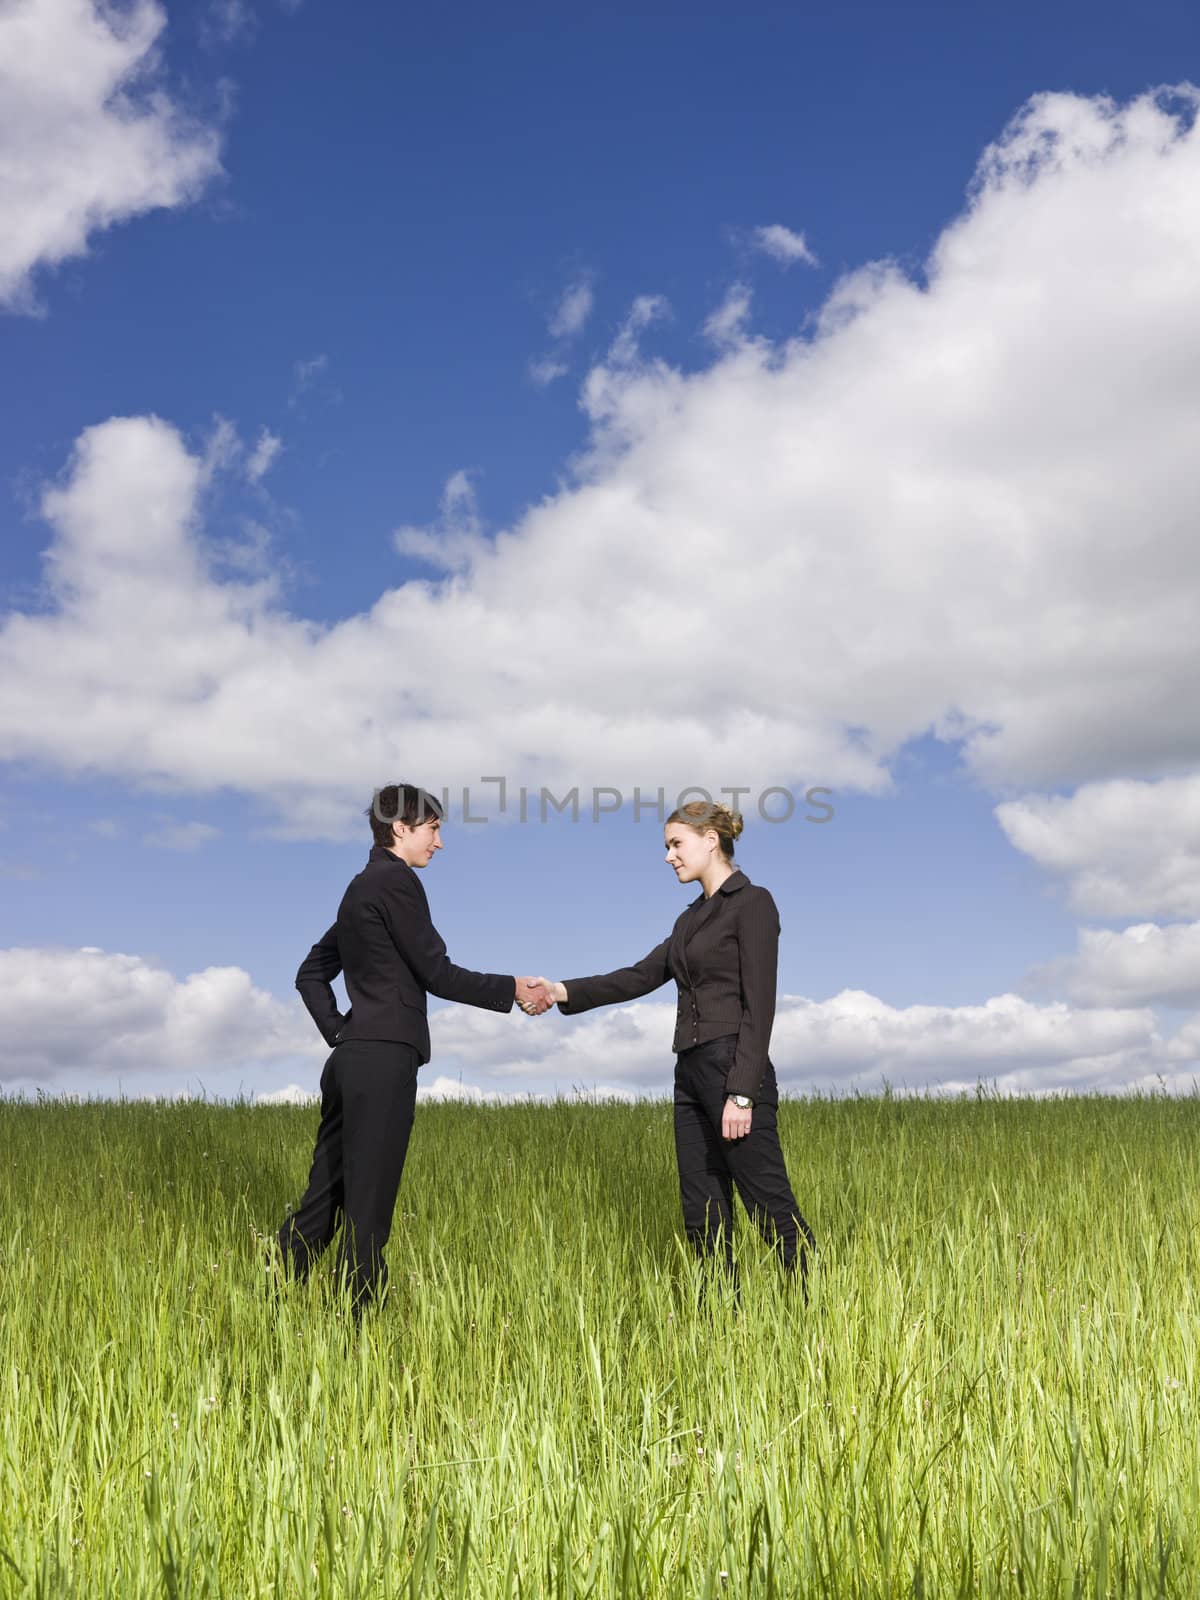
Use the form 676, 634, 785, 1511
379, 874, 520, 1012
295, 924, 349, 1045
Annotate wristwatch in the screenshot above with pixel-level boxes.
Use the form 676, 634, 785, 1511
728, 1094, 753, 1110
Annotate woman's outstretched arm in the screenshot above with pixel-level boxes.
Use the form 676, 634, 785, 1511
550, 937, 672, 1014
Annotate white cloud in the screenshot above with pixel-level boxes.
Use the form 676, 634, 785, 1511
751, 224, 819, 267
201, 0, 255, 46
417, 1074, 506, 1102
4, 91, 1200, 829
996, 775, 1200, 918
770, 989, 1165, 1093
143, 820, 220, 851
601, 292, 669, 368
293, 353, 325, 385
703, 283, 753, 347
256, 1083, 318, 1105
533, 291, 670, 400
0, 945, 1187, 1097
1166, 1013, 1200, 1063
245, 429, 283, 483
0, 946, 320, 1083
288, 353, 329, 405
425, 987, 1174, 1096
1029, 921, 1200, 1009
548, 277, 595, 340
393, 469, 485, 573
529, 356, 569, 388
430, 998, 670, 1084
0, 0, 222, 311
530, 274, 596, 385
255, 1074, 643, 1106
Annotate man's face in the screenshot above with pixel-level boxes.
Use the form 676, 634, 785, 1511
395, 816, 443, 866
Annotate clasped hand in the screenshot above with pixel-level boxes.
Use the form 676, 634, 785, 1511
515, 976, 566, 1016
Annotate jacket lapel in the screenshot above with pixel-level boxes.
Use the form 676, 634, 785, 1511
670, 900, 699, 986
671, 871, 749, 985
684, 890, 724, 951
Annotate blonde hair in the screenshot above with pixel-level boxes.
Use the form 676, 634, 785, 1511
666, 800, 744, 859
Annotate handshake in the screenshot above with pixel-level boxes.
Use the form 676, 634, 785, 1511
513, 977, 566, 1016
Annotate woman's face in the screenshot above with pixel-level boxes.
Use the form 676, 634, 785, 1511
664, 821, 717, 882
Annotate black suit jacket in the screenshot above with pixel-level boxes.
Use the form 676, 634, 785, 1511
295, 845, 515, 1065
558, 869, 780, 1100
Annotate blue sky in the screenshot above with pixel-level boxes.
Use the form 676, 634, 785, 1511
3, 0, 1200, 1100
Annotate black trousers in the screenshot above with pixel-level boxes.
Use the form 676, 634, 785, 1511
673, 1035, 813, 1277
277, 1039, 420, 1310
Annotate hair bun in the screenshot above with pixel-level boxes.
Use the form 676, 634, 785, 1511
666, 797, 743, 859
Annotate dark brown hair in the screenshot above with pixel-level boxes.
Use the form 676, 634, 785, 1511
367, 783, 444, 848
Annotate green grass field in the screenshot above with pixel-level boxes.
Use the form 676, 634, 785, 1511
1, 1092, 1198, 1598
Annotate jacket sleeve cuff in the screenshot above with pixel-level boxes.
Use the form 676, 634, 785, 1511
725, 1059, 764, 1098
556, 979, 590, 1015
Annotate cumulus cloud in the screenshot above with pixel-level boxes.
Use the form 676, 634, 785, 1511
0, 945, 1188, 1097
0, 946, 320, 1083
996, 775, 1200, 918
256, 1083, 317, 1105
751, 224, 819, 267
769, 989, 1163, 1093
1029, 921, 1200, 1009
393, 469, 485, 573
4, 91, 1200, 830
1166, 1013, 1200, 1064
0, 0, 222, 310
431, 997, 671, 1085
417, 1074, 507, 1102
427, 987, 1176, 1096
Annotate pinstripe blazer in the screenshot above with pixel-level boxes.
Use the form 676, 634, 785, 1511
558, 869, 780, 1099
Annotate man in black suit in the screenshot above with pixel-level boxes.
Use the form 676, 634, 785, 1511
276, 782, 548, 1310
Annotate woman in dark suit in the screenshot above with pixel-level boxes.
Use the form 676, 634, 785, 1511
537, 801, 813, 1283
